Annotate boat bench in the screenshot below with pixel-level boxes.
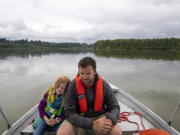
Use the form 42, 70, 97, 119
21, 124, 138, 135
20, 124, 56, 135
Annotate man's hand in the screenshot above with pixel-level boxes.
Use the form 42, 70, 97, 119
92, 116, 113, 135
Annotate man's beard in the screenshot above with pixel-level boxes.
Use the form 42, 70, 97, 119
83, 79, 93, 86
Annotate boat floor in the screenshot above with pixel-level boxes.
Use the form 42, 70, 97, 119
21, 125, 138, 135
21, 102, 154, 135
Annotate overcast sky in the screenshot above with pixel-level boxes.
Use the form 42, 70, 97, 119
0, 0, 180, 43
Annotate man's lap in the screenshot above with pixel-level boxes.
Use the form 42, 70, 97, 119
60, 114, 107, 135
61, 119, 96, 135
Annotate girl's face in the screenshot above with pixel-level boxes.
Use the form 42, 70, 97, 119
56, 82, 67, 95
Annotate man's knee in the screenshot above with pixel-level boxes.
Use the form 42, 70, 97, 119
56, 124, 75, 135
110, 124, 122, 135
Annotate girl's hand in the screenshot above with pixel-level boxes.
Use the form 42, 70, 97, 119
49, 119, 57, 126
43, 116, 51, 125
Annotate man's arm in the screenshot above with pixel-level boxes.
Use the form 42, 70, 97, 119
103, 80, 120, 125
64, 80, 94, 129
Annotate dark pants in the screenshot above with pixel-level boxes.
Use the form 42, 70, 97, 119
33, 119, 61, 135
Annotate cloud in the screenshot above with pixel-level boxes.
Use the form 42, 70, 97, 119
0, 0, 180, 43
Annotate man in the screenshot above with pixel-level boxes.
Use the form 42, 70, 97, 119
57, 57, 122, 135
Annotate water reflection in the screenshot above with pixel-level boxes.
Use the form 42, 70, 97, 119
0, 52, 180, 134
0, 49, 92, 60
1, 49, 180, 61
94, 49, 180, 61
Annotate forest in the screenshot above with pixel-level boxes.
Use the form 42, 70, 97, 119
94, 38, 180, 51
0, 38, 92, 51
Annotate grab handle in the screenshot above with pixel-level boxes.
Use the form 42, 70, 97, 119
0, 107, 11, 129
168, 100, 180, 126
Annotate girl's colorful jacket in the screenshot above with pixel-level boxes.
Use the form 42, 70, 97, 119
38, 87, 65, 121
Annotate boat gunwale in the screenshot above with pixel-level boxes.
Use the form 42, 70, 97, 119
2, 104, 38, 135
111, 84, 179, 135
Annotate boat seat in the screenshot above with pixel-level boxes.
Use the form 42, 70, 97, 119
21, 124, 138, 135
20, 124, 56, 135
20, 124, 98, 135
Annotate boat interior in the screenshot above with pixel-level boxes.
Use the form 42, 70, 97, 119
2, 84, 179, 135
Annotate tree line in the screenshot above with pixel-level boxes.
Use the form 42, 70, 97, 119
94, 38, 180, 51
0, 38, 92, 49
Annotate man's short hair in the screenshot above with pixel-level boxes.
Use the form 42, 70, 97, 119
78, 57, 96, 71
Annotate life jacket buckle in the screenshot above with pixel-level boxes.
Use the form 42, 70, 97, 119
80, 113, 85, 116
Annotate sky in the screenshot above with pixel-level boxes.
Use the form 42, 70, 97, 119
0, 0, 180, 43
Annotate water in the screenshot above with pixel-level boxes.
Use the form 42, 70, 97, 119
0, 52, 180, 134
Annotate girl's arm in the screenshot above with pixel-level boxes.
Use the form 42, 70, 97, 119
38, 93, 48, 118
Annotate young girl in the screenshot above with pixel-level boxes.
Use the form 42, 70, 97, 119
33, 76, 70, 135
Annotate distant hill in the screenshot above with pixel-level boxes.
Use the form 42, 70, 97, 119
94, 38, 180, 51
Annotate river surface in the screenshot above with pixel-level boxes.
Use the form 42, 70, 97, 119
0, 52, 180, 134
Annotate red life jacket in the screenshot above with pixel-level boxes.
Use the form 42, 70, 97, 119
75, 74, 103, 113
